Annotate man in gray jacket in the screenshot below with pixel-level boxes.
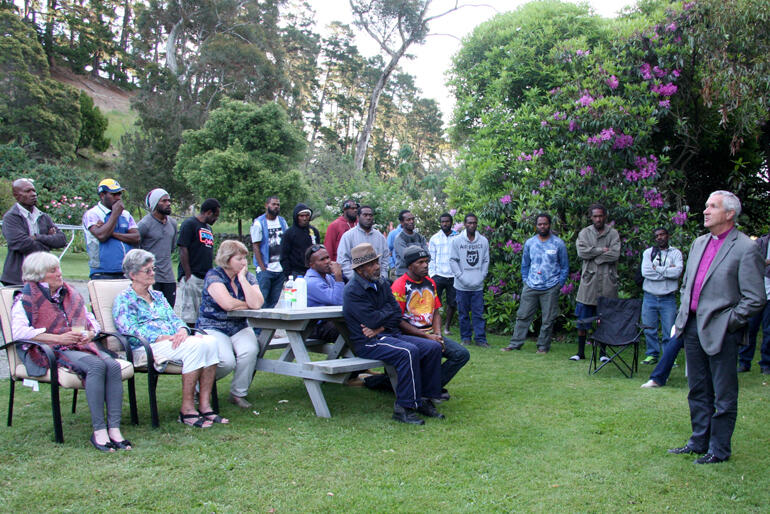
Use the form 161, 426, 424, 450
450, 213, 490, 347
667, 191, 765, 464
571, 204, 620, 361
2, 178, 66, 285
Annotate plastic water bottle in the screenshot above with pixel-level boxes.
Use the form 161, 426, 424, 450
283, 275, 295, 309
294, 275, 307, 310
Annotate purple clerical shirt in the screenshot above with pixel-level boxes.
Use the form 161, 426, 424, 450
689, 228, 731, 312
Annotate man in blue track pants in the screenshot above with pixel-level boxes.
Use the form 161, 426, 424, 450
343, 243, 444, 425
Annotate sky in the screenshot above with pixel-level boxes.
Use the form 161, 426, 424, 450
309, 0, 635, 124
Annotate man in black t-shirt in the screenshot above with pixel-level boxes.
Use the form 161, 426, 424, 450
175, 198, 220, 324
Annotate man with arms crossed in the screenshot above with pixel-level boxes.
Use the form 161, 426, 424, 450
668, 191, 765, 464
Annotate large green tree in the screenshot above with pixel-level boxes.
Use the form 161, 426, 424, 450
174, 98, 308, 228
0, 9, 81, 159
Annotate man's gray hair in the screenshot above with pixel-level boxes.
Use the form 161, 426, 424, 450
21, 252, 60, 282
710, 190, 742, 217
122, 249, 155, 277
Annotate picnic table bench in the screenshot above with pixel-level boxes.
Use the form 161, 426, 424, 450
229, 306, 392, 417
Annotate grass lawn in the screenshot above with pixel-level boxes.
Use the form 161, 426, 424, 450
1, 334, 769, 511
104, 109, 138, 149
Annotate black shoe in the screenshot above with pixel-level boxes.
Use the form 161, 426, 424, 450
695, 453, 728, 464
501, 345, 521, 352
439, 388, 451, 401
475, 341, 490, 348
416, 399, 445, 419
668, 445, 705, 455
461, 340, 472, 346
392, 405, 425, 425
737, 364, 751, 373
90, 434, 116, 452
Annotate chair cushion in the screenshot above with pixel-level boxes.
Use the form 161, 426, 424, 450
87, 279, 132, 352
13, 358, 134, 388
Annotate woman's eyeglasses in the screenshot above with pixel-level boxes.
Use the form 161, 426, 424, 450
139, 266, 157, 275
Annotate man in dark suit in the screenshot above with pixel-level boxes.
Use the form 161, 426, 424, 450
668, 190, 766, 464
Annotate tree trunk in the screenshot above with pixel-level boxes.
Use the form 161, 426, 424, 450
119, 0, 132, 52
353, 50, 403, 170
44, 0, 57, 67
166, 18, 184, 76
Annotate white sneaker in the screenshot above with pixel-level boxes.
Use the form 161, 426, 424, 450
640, 379, 661, 388
569, 355, 583, 361
599, 356, 611, 363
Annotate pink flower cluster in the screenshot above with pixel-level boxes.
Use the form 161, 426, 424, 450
541, 120, 549, 127
659, 99, 671, 108
644, 188, 664, 208
665, 22, 677, 32
569, 120, 579, 132
570, 271, 582, 281
613, 133, 634, 149
579, 165, 593, 176
539, 180, 551, 188
506, 240, 523, 253
576, 94, 594, 107
449, 208, 457, 216
672, 211, 688, 226
606, 75, 619, 89
623, 154, 659, 182
553, 111, 567, 121
500, 194, 512, 204
587, 127, 616, 145
560, 283, 574, 295
640, 63, 653, 80
518, 148, 544, 161
575, 49, 590, 57
651, 82, 678, 96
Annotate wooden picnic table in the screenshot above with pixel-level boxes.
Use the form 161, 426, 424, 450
229, 306, 387, 418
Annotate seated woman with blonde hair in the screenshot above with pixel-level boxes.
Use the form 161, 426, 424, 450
113, 249, 225, 428
13, 252, 131, 451
198, 240, 264, 408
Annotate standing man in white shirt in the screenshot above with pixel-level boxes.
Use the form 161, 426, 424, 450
429, 213, 458, 335
640, 227, 684, 365
251, 196, 288, 309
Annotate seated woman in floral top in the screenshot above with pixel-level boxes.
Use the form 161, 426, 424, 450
198, 240, 264, 409
113, 249, 225, 428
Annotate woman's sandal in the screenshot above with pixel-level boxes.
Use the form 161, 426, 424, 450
200, 411, 230, 424
178, 411, 213, 428
110, 438, 133, 450
91, 434, 116, 452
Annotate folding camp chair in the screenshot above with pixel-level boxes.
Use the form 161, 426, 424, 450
0, 286, 137, 443
88, 279, 218, 427
582, 297, 648, 378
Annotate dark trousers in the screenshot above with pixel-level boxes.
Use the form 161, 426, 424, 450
355, 333, 442, 409
683, 317, 740, 459
649, 335, 684, 386
90, 272, 125, 280
738, 301, 770, 370
432, 275, 457, 309
456, 289, 486, 343
441, 337, 470, 388
154, 281, 176, 308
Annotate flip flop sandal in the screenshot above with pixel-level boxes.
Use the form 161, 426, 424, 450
200, 411, 229, 424
178, 411, 212, 428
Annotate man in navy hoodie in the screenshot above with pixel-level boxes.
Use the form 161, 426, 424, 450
280, 203, 320, 278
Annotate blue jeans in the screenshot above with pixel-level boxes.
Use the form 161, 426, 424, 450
441, 337, 470, 387
641, 292, 677, 358
257, 269, 285, 309
738, 301, 770, 370
649, 335, 684, 386
456, 289, 486, 343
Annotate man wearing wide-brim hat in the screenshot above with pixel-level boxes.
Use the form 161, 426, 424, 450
343, 242, 445, 425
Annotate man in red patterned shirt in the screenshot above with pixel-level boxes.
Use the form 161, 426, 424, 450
391, 245, 470, 401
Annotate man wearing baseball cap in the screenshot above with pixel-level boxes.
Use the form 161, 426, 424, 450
83, 178, 139, 278
343, 242, 444, 425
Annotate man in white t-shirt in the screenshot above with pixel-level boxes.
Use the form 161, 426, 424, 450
251, 196, 288, 308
